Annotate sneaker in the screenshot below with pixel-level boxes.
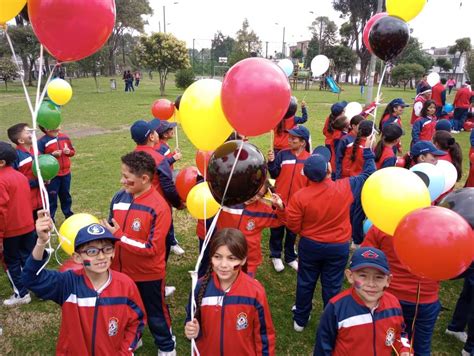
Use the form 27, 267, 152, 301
287, 260, 298, 271
158, 350, 176, 356
451, 130, 460, 134
3, 293, 31, 307
165, 286, 176, 297
294, 321, 305, 332
445, 329, 468, 343
271, 258, 285, 272
171, 244, 185, 255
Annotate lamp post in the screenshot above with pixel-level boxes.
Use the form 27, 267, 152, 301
162, 2, 178, 33
275, 23, 286, 58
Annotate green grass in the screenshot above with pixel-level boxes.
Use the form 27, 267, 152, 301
0, 75, 471, 355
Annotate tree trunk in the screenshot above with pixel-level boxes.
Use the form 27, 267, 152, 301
359, 55, 371, 86
159, 68, 168, 96
28, 57, 35, 86
4, 80, 7, 91
93, 73, 99, 93
108, 45, 116, 76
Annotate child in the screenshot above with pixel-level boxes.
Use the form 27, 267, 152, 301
374, 124, 404, 169
155, 119, 182, 169
465, 128, 474, 187
411, 100, 437, 146
404, 141, 446, 168
0, 141, 35, 306
274, 98, 308, 154
217, 181, 284, 277
362, 227, 439, 356
184, 228, 276, 355
37, 124, 75, 220
435, 119, 452, 132
411, 85, 432, 125
433, 130, 463, 181
323, 101, 347, 152
22, 214, 146, 355
102, 151, 176, 355
7, 123, 42, 218
328, 115, 350, 175
335, 115, 364, 179
267, 125, 311, 272
314, 247, 410, 356
286, 141, 376, 331
379, 98, 408, 130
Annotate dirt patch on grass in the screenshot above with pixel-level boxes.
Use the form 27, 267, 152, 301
67, 124, 130, 139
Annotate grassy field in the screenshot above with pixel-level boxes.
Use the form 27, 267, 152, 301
0, 75, 470, 355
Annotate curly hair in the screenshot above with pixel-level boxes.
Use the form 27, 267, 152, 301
120, 151, 156, 179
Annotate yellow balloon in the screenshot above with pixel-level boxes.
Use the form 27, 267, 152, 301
361, 167, 431, 235
58, 213, 100, 255
386, 0, 426, 22
186, 182, 220, 219
47, 79, 73, 106
0, 0, 26, 24
180, 79, 233, 151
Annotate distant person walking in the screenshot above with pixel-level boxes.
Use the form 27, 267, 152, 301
447, 77, 457, 95
134, 71, 141, 87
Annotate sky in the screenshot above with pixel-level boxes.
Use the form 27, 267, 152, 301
144, 0, 474, 54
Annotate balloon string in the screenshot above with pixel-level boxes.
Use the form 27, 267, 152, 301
371, 63, 389, 130
270, 130, 274, 151
175, 126, 179, 150
409, 282, 421, 354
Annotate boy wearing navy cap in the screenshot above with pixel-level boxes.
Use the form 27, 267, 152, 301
22, 212, 146, 355
323, 101, 347, 150
315, 247, 410, 356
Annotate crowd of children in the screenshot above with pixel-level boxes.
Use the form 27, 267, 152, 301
0, 85, 473, 355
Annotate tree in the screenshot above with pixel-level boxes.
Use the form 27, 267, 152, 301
229, 19, 261, 66
291, 48, 303, 60
304, 34, 319, 68
106, 0, 152, 75
326, 45, 358, 82
136, 32, 190, 96
466, 51, 474, 83
0, 57, 18, 90
77, 50, 106, 92
436, 58, 453, 72
449, 37, 472, 75
391, 63, 424, 90
333, 0, 378, 85
395, 37, 433, 71
211, 31, 235, 62
309, 16, 338, 54
339, 22, 356, 47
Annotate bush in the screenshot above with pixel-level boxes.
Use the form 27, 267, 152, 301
175, 68, 195, 89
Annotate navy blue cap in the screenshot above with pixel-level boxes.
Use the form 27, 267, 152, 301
410, 141, 446, 157
350, 247, 390, 275
331, 101, 348, 116
156, 119, 177, 135
0, 141, 17, 164
382, 124, 404, 141
435, 119, 452, 132
287, 125, 310, 142
419, 84, 432, 95
389, 98, 409, 107
74, 223, 118, 250
304, 146, 331, 182
131, 120, 160, 144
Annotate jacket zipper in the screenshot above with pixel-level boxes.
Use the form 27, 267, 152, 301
91, 294, 100, 356
118, 199, 134, 272
371, 311, 377, 356
287, 158, 298, 200
220, 293, 226, 356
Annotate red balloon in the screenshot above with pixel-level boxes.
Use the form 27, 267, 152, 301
176, 166, 200, 201
59, 257, 83, 272
395, 157, 406, 167
151, 99, 175, 120
221, 58, 291, 137
195, 150, 213, 176
393, 206, 474, 280
28, 0, 116, 62
363, 12, 388, 53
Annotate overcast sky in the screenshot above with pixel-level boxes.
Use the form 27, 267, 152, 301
145, 0, 473, 54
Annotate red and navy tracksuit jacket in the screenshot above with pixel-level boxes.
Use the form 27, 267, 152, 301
286, 149, 376, 244
335, 132, 356, 179
268, 149, 310, 208
22, 255, 146, 355
431, 83, 446, 109
314, 287, 410, 355
109, 187, 172, 282
188, 271, 276, 355
375, 146, 397, 170
466, 131, 474, 187
411, 116, 436, 146
454, 86, 472, 109
155, 141, 177, 169
134, 145, 181, 209
14, 145, 42, 210
362, 226, 439, 304
273, 107, 308, 151
217, 201, 281, 273
381, 114, 402, 129
37, 132, 75, 176
336, 136, 366, 179
0, 166, 34, 239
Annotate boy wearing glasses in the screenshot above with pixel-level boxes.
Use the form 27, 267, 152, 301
22, 212, 146, 355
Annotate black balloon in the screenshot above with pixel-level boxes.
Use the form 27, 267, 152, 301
438, 188, 474, 229
175, 95, 182, 110
413, 171, 430, 188
283, 96, 298, 119
207, 140, 267, 206
369, 16, 410, 61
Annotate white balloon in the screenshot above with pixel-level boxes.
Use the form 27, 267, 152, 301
427, 72, 440, 87
436, 159, 457, 194
277, 59, 294, 77
310, 55, 330, 76
345, 102, 363, 120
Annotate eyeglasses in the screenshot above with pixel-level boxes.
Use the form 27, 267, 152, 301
79, 245, 114, 257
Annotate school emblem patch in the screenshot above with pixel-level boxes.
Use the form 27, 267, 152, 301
131, 218, 141, 232
236, 312, 248, 331
246, 219, 256, 231
385, 327, 395, 346
87, 224, 106, 235
108, 317, 119, 337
